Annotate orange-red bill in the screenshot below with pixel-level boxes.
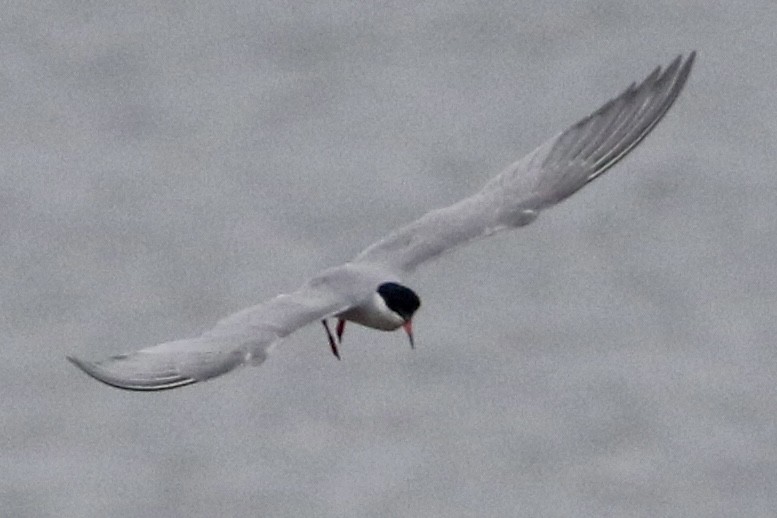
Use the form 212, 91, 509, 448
403, 320, 414, 349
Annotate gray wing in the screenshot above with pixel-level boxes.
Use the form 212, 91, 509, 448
68, 264, 388, 391
354, 53, 695, 274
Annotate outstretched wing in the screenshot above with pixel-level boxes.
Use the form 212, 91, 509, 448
68, 264, 389, 391
354, 53, 695, 274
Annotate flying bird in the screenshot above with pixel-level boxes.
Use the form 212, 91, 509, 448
68, 53, 696, 391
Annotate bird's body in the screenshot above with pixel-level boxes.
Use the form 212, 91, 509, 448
337, 290, 412, 332
69, 53, 696, 391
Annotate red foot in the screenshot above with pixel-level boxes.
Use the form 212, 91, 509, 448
336, 319, 346, 342
321, 320, 340, 360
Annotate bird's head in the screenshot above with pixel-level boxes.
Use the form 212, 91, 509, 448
377, 282, 421, 348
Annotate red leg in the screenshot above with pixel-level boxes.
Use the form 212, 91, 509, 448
336, 318, 346, 342
322, 320, 340, 360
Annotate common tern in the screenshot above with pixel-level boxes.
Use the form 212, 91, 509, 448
68, 53, 695, 391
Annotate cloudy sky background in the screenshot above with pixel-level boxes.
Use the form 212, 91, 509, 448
3, 1, 776, 516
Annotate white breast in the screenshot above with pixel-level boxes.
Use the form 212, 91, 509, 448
337, 292, 405, 331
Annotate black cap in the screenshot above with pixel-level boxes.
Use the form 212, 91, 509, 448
377, 282, 421, 321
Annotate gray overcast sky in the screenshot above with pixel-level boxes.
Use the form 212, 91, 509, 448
2, 2, 776, 517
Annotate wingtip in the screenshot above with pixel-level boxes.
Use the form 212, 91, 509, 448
67, 354, 114, 388
684, 51, 697, 74
66, 354, 109, 385
680, 51, 696, 69
669, 52, 695, 79
66, 354, 90, 372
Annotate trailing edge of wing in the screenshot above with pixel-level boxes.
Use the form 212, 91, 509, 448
67, 355, 198, 392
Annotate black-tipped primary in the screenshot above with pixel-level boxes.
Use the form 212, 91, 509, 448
377, 282, 421, 320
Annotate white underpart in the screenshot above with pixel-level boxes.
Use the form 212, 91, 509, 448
336, 292, 406, 331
